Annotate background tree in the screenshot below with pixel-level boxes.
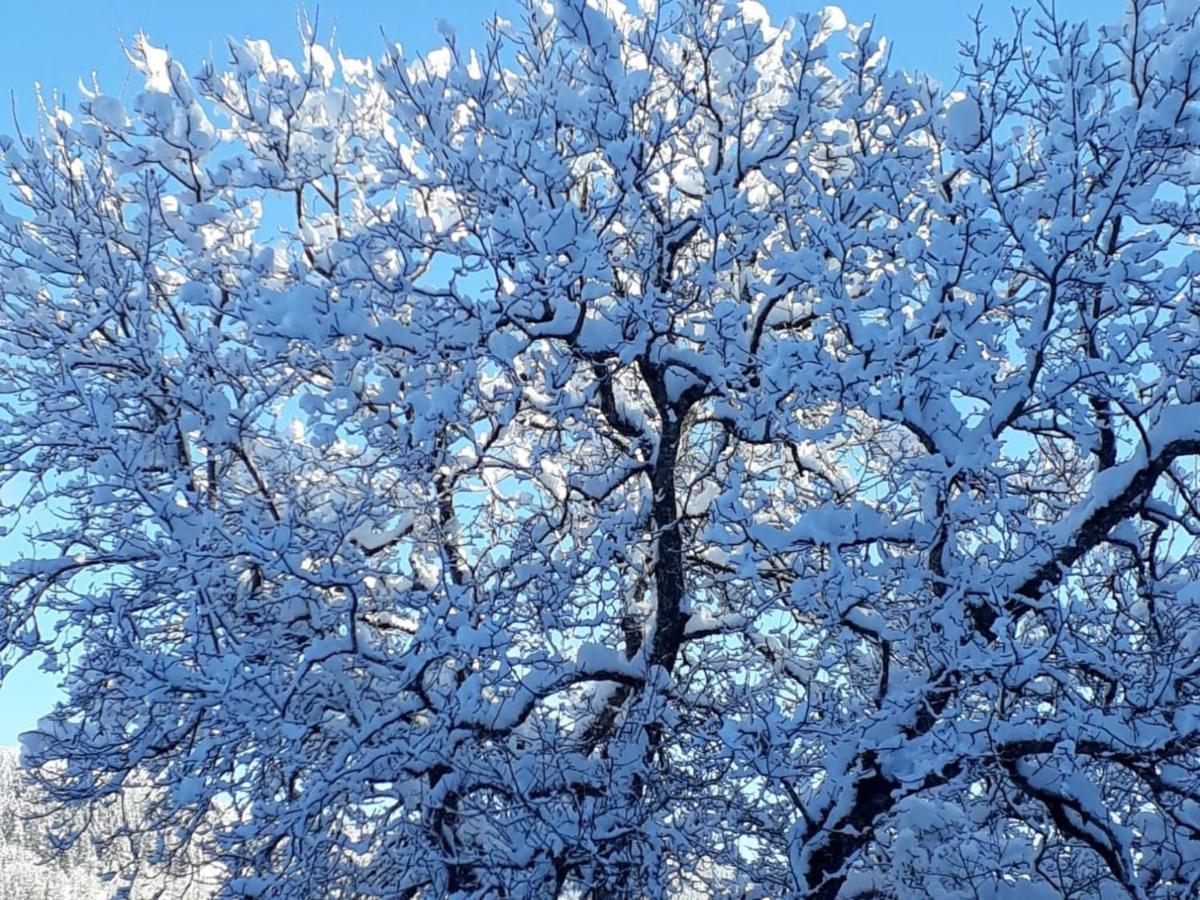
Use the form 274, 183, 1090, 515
2, 0, 1200, 896
0, 748, 215, 898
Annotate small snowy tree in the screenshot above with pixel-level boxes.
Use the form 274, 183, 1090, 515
2, 1, 1200, 896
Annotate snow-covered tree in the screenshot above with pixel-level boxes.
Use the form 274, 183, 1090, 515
0, 748, 216, 899
2, 1, 1200, 896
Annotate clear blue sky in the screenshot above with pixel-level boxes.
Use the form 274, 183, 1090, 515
0, 0, 1121, 745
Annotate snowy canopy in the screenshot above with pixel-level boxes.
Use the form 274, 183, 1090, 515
2, 0, 1200, 897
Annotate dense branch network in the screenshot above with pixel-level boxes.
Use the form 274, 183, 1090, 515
1, 1, 1199, 897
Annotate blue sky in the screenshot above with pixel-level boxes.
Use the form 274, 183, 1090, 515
0, 0, 1122, 745
0, 0, 1123, 107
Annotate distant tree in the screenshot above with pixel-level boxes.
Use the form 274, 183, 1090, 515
2, 1, 1200, 896
0, 749, 213, 898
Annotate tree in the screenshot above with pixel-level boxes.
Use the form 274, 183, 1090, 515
1, 0, 1199, 896
0, 748, 215, 898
